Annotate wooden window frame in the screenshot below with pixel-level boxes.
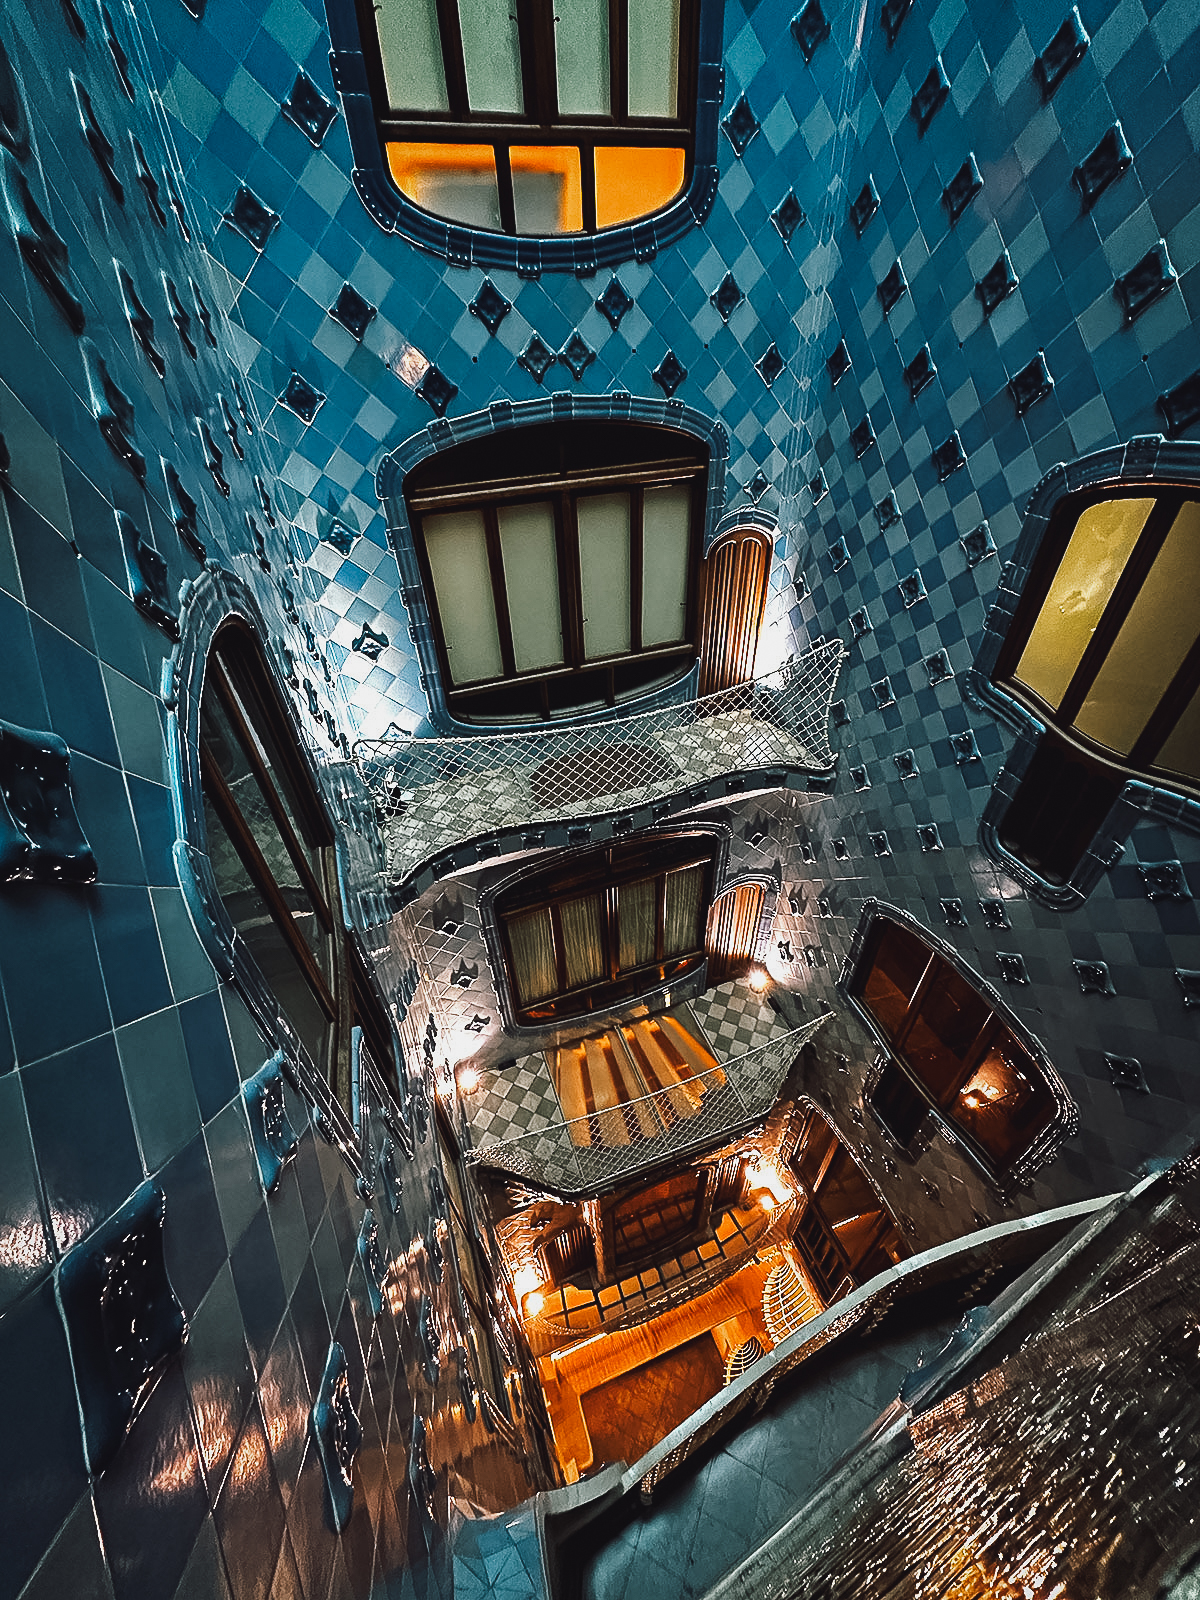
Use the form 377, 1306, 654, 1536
199, 622, 398, 1109
356, 0, 701, 238
995, 485, 1200, 803
496, 834, 715, 1024
787, 1105, 902, 1301
405, 427, 707, 723
846, 914, 1067, 1185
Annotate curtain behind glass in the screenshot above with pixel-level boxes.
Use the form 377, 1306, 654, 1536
618, 878, 657, 970
507, 909, 558, 1004
560, 894, 606, 988
663, 863, 704, 955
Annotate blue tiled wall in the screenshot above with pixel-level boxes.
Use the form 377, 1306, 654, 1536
0, 0, 1198, 1593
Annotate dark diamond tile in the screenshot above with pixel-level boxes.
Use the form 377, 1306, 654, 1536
595, 275, 633, 328
280, 372, 323, 423
653, 349, 687, 396
911, 58, 950, 135
932, 431, 966, 481
850, 417, 875, 458
282, 72, 336, 146
757, 343, 784, 386
849, 178, 879, 238
1008, 352, 1054, 416
469, 277, 511, 335
1156, 370, 1200, 438
1034, 7, 1089, 102
1072, 124, 1132, 211
791, 0, 830, 62
711, 272, 743, 321
1114, 244, 1176, 324
223, 187, 277, 250
941, 155, 983, 225
721, 93, 759, 157
877, 260, 907, 315
903, 345, 936, 399
827, 339, 851, 385
976, 252, 1019, 317
415, 363, 457, 416
880, 0, 912, 47
558, 331, 595, 380
518, 334, 555, 384
329, 283, 376, 341
772, 189, 805, 241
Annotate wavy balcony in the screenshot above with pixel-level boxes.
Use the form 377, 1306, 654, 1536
465, 1011, 832, 1196
355, 642, 846, 892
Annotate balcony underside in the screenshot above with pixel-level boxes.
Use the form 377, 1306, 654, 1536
355, 644, 846, 894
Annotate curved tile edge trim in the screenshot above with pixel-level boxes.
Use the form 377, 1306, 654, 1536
311, 1340, 363, 1534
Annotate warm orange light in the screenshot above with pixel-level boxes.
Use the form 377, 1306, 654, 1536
595, 146, 686, 228
513, 1265, 540, 1299
747, 965, 771, 993
457, 1065, 481, 1093
759, 1193, 777, 1212
523, 1289, 545, 1316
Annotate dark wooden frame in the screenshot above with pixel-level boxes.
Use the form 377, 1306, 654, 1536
355, 0, 701, 236
849, 919, 1055, 1181
408, 450, 706, 722
497, 834, 715, 1023
994, 484, 1200, 796
200, 622, 398, 1107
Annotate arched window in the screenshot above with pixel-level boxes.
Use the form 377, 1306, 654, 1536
496, 832, 715, 1023
356, 0, 701, 238
198, 621, 396, 1109
844, 910, 1075, 1185
990, 487, 1200, 884
403, 421, 709, 723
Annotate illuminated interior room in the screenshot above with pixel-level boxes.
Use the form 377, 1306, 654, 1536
0, 0, 1198, 1596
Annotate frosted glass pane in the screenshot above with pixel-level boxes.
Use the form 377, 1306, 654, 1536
376, 0, 448, 112
663, 864, 704, 954
499, 501, 564, 671
423, 510, 504, 685
1013, 498, 1153, 710
458, 0, 524, 113
508, 910, 558, 1003
389, 145, 501, 229
511, 147, 583, 234
642, 483, 691, 645
618, 879, 657, 969
561, 895, 606, 987
555, 0, 610, 114
578, 493, 631, 658
1074, 501, 1200, 756
628, 0, 679, 118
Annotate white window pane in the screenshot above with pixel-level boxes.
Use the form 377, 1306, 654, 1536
618, 879, 657, 969
499, 501, 564, 672
642, 483, 691, 645
376, 0, 449, 111
628, 0, 679, 118
423, 510, 504, 685
578, 493, 631, 659
555, 0, 611, 115
561, 895, 606, 987
458, 0, 524, 113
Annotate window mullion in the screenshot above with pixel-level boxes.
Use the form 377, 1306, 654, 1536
517, 0, 557, 120
612, 0, 628, 120
433, 0, 470, 116
631, 484, 644, 651
1056, 493, 1184, 728
560, 491, 585, 667
580, 144, 598, 233
606, 885, 620, 982
495, 145, 517, 234
482, 505, 517, 677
